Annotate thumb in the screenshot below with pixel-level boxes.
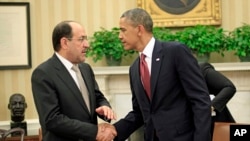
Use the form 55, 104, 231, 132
95, 107, 104, 115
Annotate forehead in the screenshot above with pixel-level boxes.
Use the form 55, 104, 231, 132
10, 95, 24, 101
119, 17, 134, 29
70, 22, 86, 36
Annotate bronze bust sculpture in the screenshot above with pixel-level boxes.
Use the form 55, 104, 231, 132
8, 93, 27, 122
8, 93, 27, 136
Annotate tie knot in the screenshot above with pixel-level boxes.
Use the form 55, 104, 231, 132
141, 53, 146, 60
72, 65, 79, 72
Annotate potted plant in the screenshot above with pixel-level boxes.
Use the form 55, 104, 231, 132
175, 25, 226, 62
86, 27, 136, 66
153, 27, 176, 42
227, 23, 250, 62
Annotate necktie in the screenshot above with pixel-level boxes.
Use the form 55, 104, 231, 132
140, 54, 151, 99
72, 65, 90, 112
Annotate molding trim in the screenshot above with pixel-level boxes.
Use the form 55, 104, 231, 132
212, 62, 250, 71
92, 62, 250, 75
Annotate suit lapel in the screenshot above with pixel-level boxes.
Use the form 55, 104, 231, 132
151, 41, 163, 100
51, 55, 90, 113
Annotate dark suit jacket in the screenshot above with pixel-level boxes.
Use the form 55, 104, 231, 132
199, 63, 236, 126
114, 40, 211, 141
31, 54, 111, 141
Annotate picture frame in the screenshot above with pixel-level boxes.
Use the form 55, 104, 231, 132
0, 2, 31, 70
137, 0, 222, 27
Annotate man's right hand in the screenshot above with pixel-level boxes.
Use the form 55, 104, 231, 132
96, 123, 117, 141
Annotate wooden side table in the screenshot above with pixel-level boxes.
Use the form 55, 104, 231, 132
5, 135, 39, 141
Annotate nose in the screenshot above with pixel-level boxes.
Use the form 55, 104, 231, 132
16, 103, 20, 108
83, 40, 89, 48
118, 32, 122, 40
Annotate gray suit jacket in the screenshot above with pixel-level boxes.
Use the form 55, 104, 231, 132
114, 40, 211, 141
32, 54, 111, 141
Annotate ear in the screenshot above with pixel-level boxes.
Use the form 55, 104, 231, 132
137, 25, 144, 36
8, 104, 11, 109
24, 103, 27, 108
60, 37, 69, 49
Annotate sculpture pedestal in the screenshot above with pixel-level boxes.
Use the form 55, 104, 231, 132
10, 121, 27, 136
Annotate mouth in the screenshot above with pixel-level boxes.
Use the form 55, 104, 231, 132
82, 50, 86, 54
121, 41, 126, 45
13, 109, 24, 115
83, 48, 89, 53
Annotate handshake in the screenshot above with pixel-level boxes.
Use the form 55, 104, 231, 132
96, 123, 117, 141
95, 106, 117, 141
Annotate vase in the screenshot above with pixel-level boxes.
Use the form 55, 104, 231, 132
192, 52, 210, 63
105, 56, 122, 66
239, 55, 250, 62
197, 53, 210, 63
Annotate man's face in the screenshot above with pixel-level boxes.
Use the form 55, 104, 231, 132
65, 22, 89, 64
9, 95, 27, 117
119, 17, 140, 51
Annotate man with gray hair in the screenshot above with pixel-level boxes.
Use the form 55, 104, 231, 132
113, 8, 211, 141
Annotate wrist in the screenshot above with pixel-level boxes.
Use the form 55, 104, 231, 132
211, 106, 215, 111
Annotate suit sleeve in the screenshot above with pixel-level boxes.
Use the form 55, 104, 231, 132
113, 66, 144, 141
174, 44, 212, 141
201, 63, 236, 112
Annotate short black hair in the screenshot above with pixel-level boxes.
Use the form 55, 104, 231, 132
120, 8, 153, 32
52, 20, 74, 51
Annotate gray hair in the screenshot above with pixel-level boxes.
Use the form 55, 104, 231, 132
120, 8, 153, 32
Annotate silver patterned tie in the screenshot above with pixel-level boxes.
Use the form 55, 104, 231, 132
72, 65, 90, 112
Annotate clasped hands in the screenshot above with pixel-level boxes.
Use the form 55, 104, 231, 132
96, 123, 117, 141
95, 106, 117, 141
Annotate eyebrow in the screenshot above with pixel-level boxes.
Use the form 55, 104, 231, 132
80, 35, 87, 39
119, 27, 126, 31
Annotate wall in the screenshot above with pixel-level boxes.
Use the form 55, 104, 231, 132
0, 0, 250, 123
0, 0, 136, 121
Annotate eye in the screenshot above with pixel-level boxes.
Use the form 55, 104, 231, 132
79, 36, 88, 42
79, 38, 84, 42
82, 36, 88, 40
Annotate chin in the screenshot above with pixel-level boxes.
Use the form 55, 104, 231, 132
78, 56, 85, 62
80, 58, 86, 63
124, 46, 131, 51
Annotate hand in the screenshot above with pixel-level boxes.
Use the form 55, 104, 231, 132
211, 106, 215, 112
96, 123, 117, 141
96, 106, 116, 120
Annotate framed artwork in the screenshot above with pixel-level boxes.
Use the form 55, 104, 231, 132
0, 2, 31, 70
137, 0, 222, 27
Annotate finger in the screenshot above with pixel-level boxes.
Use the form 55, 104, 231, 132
105, 128, 116, 140
113, 112, 117, 120
103, 108, 111, 120
100, 128, 114, 141
106, 125, 117, 136
96, 107, 104, 115
110, 110, 117, 120
106, 108, 116, 120
111, 128, 117, 136
106, 108, 111, 119
104, 107, 109, 117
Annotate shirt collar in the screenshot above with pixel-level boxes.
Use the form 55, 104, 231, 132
140, 37, 155, 58
55, 52, 74, 70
